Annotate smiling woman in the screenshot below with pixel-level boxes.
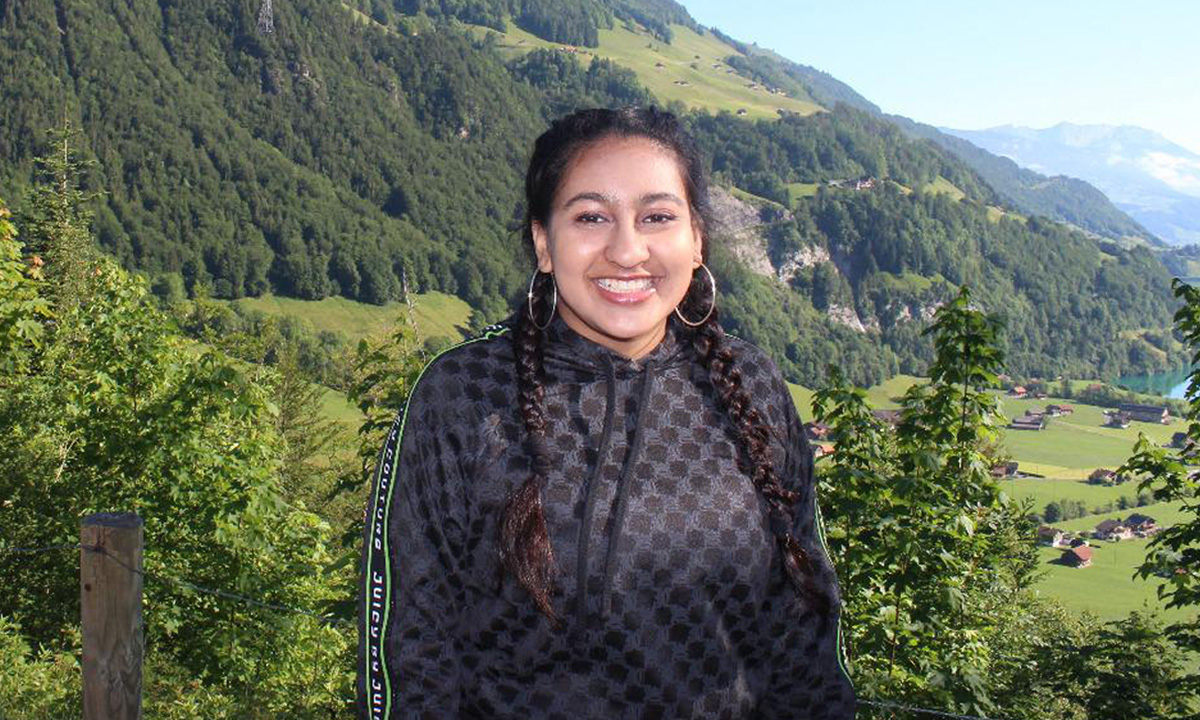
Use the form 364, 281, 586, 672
358, 107, 856, 719
531, 135, 704, 359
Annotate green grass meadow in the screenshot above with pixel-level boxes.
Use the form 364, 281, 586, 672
231, 291, 472, 345
473, 20, 823, 119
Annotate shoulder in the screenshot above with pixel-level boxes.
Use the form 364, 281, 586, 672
403, 322, 516, 423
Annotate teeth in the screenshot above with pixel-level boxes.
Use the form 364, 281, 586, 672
596, 277, 655, 292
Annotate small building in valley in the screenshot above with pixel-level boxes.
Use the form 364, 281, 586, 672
1009, 412, 1045, 431
1094, 519, 1134, 541
1118, 403, 1170, 424
1038, 526, 1067, 547
1061, 545, 1093, 568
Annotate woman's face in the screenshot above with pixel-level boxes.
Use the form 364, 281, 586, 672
532, 136, 703, 359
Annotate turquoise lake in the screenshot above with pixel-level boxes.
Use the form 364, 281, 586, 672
1117, 367, 1192, 399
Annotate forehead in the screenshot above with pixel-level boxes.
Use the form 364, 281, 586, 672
555, 136, 689, 204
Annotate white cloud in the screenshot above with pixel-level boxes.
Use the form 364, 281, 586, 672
1137, 152, 1200, 197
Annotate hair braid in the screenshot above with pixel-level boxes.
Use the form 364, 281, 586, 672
499, 279, 560, 625
680, 272, 832, 615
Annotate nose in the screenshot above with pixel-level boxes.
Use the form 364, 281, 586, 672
605, 217, 650, 268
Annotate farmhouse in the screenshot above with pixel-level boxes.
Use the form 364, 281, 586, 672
1045, 404, 1074, 417
1037, 526, 1066, 547
1009, 412, 1045, 431
1104, 411, 1131, 429
1061, 545, 1093, 568
813, 443, 835, 459
991, 461, 1020, 478
1118, 403, 1170, 424
1087, 468, 1123, 486
1125, 513, 1159, 536
1094, 519, 1134, 541
804, 422, 832, 441
1008, 386, 1027, 398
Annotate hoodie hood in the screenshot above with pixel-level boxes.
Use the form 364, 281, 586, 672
541, 312, 694, 381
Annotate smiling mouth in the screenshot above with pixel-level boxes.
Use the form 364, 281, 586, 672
594, 277, 657, 292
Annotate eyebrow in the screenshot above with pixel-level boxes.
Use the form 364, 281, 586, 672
561, 191, 685, 208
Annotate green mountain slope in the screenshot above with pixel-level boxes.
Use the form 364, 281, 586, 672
0, 0, 1181, 386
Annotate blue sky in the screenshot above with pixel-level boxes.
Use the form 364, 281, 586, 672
678, 0, 1200, 154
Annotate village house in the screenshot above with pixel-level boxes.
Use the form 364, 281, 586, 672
1037, 525, 1066, 547
1087, 468, 1119, 485
1045, 404, 1074, 417
813, 443, 835, 460
1118, 403, 1170, 424
1104, 411, 1131, 429
991, 461, 1020, 479
1008, 385, 1027, 398
1125, 513, 1159, 537
1009, 411, 1045, 431
1093, 519, 1134, 541
804, 422, 832, 442
1061, 545, 1093, 568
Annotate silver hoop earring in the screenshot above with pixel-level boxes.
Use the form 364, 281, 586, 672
674, 263, 717, 328
527, 270, 557, 331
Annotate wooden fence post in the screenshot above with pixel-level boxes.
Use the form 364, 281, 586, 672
81, 512, 144, 720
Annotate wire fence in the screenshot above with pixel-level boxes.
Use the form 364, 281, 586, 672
1, 542, 1018, 720
1, 541, 353, 628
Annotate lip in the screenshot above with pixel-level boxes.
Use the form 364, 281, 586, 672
591, 276, 659, 304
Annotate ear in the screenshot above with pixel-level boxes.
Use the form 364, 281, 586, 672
691, 222, 704, 269
531, 221, 554, 273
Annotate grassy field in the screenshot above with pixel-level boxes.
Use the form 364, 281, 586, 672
922, 176, 966, 201
230, 291, 472, 345
1032, 533, 1187, 623
998, 394, 1177, 470
785, 182, 820, 206
320, 386, 363, 429
472, 20, 823, 119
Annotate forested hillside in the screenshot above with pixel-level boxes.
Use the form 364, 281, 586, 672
0, 0, 1181, 385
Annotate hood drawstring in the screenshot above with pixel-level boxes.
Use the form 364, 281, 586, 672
572, 356, 661, 631
601, 359, 657, 617
574, 356, 618, 634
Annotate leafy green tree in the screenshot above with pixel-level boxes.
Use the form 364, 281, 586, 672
0, 194, 353, 716
814, 286, 1030, 715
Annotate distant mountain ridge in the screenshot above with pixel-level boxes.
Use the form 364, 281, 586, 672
945, 123, 1200, 245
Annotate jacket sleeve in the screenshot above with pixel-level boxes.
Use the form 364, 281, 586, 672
757, 373, 857, 719
358, 375, 469, 720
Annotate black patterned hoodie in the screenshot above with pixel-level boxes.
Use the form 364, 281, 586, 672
358, 313, 856, 719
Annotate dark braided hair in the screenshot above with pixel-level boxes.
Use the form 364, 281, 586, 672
502, 107, 831, 624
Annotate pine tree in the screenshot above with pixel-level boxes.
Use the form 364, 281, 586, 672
21, 120, 99, 312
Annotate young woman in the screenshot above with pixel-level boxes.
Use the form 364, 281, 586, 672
358, 107, 856, 719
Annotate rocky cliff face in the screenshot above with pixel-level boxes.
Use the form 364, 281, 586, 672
708, 186, 875, 332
